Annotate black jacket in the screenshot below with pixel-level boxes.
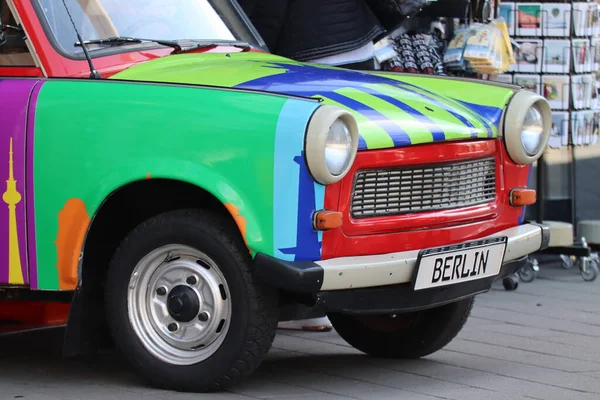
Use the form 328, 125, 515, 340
237, 0, 386, 62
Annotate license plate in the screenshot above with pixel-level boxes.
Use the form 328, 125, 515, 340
412, 237, 508, 291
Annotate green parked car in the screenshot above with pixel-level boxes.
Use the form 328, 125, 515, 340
0, 0, 550, 392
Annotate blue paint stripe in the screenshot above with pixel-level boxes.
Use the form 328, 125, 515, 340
314, 183, 325, 255
325, 92, 412, 147
456, 100, 500, 138
357, 87, 446, 142
358, 135, 368, 150
273, 99, 320, 261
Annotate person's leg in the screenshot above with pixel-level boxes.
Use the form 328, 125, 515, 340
277, 304, 332, 332
277, 316, 332, 331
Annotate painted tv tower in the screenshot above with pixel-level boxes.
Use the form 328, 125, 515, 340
2, 138, 24, 285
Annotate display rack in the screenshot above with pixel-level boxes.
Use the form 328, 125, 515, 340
491, 0, 600, 283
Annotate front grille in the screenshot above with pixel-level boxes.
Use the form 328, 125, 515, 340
351, 158, 496, 219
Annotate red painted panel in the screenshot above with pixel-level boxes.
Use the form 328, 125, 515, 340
0, 300, 69, 325
0, 67, 44, 77
12, 1, 265, 78
322, 139, 532, 259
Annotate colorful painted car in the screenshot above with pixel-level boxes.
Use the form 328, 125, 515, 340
1, 0, 550, 393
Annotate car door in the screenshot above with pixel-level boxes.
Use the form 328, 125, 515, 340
0, 78, 41, 286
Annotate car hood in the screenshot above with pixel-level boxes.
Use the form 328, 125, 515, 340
111, 52, 518, 151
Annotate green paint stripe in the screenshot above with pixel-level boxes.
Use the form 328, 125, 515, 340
313, 96, 394, 149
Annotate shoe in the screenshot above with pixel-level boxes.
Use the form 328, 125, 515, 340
277, 316, 333, 332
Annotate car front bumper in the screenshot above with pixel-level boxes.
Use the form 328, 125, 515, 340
253, 222, 549, 312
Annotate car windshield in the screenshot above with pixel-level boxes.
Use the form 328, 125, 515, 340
33, 0, 265, 55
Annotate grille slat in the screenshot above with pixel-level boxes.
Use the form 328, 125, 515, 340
351, 158, 497, 219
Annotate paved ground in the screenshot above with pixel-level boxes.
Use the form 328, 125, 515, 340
1, 258, 599, 400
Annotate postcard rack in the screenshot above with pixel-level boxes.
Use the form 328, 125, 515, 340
491, 0, 600, 284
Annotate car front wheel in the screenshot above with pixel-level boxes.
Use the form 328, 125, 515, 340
328, 297, 474, 359
105, 209, 278, 392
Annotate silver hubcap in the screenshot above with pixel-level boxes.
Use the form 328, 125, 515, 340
127, 244, 231, 365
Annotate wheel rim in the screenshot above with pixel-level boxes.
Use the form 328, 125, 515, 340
127, 244, 231, 365
560, 255, 574, 269
519, 267, 534, 282
581, 260, 599, 281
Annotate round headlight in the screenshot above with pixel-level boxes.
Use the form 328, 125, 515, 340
503, 91, 551, 165
305, 105, 359, 185
325, 119, 353, 176
521, 105, 544, 156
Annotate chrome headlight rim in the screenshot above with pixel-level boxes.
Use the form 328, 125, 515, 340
503, 90, 551, 165
305, 105, 359, 185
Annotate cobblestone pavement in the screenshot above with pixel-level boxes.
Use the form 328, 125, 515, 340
1, 259, 599, 400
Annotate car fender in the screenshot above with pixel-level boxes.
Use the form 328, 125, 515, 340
29, 79, 320, 291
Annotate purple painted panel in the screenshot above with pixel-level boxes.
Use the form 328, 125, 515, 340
27, 82, 43, 289
0, 79, 40, 286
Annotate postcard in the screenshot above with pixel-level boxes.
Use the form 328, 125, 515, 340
592, 78, 600, 109
543, 39, 571, 73
542, 3, 571, 37
489, 74, 513, 84
549, 111, 569, 148
584, 111, 594, 145
572, 38, 592, 73
517, 3, 543, 36
499, 2, 516, 36
583, 74, 594, 109
514, 74, 541, 94
513, 39, 542, 72
543, 75, 570, 110
571, 111, 584, 145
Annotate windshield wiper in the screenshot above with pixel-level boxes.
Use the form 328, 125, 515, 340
174, 40, 252, 54
75, 36, 183, 52
74, 36, 252, 54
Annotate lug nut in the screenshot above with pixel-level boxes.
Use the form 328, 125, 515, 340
156, 287, 167, 296
167, 323, 178, 332
198, 312, 209, 322
186, 276, 197, 285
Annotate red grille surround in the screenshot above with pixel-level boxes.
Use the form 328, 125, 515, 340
321, 139, 532, 260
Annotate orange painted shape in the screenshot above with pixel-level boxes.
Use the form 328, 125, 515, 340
224, 203, 249, 249
510, 188, 537, 207
146, 172, 151, 180
314, 210, 343, 231
54, 198, 91, 290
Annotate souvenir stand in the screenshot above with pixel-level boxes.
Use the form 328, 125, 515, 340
370, 0, 511, 78
489, 0, 600, 284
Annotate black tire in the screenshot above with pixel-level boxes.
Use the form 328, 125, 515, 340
502, 275, 519, 291
328, 297, 474, 359
105, 209, 279, 392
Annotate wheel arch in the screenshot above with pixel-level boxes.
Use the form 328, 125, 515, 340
62, 174, 266, 356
